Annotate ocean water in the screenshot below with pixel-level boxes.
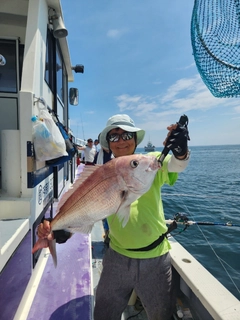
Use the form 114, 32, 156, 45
136, 145, 240, 299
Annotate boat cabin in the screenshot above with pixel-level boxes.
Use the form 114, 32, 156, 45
0, 1, 85, 318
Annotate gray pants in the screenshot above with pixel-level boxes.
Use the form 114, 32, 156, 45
94, 248, 175, 320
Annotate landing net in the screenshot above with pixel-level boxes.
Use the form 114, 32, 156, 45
191, 0, 240, 97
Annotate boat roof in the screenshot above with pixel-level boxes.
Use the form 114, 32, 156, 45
0, 0, 74, 81
48, 0, 74, 81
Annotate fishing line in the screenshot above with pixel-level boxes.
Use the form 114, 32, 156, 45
173, 196, 240, 295
213, 256, 240, 295
79, 112, 85, 140
162, 192, 239, 200
126, 308, 144, 320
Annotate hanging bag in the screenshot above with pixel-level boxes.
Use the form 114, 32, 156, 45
46, 111, 78, 166
32, 109, 68, 161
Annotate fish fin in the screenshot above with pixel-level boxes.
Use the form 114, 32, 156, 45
67, 224, 94, 234
117, 207, 130, 228
56, 165, 101, 214
32, 238, 57, 267
48, 239, 57, 268
115, 190, 130, 228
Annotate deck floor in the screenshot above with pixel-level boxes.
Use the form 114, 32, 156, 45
26, 233, 93, 320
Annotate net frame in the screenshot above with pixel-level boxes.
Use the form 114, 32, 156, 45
191, 0, 240, 97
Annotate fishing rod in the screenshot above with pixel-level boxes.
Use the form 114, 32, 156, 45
167, 213, 240, 297
165, 212, 240, 230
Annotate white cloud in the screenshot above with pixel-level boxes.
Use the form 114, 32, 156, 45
178, 63, 196, 70
116, 94, 158, 115
234, 105, 240, 113
161, 75, 201, 103
161, 75, 240, 114
153, 80, 162, 85
85, 110, 95, 114
115, 75, 240, 127
107, 28, 128, 39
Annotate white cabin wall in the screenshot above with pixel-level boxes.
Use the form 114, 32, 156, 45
0, 0, 78, 299
0, 0, 28, 42
0, 26, 26, 43
0, 0, 74, 212
1, 130, 21, 196
20, 0, 48, 93
0, 5, 27, 201
19, 0, 52, 198
1, 0, 28, 15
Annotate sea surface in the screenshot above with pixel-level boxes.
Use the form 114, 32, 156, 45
136, 144, 240, 299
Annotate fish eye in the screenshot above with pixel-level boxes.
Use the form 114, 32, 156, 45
130, 160, 139, 168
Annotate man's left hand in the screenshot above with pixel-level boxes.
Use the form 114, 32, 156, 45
163, 123, 190, 158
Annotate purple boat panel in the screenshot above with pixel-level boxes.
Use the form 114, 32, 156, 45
0, 231, 31, 320
27, 233, 92, 320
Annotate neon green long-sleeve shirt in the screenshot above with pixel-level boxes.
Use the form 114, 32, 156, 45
107, 153, 178, 259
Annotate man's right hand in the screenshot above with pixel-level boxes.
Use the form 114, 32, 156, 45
32, 220, 54, 254
37, 220, 54, 240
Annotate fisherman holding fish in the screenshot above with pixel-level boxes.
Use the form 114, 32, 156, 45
34, 114, 190, 320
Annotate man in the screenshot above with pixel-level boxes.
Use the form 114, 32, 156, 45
36, 114, 190, 320
94, 114, 190, 320
93, 133, 112, 165
94, 138, 100, 153
77, 138, 96, 165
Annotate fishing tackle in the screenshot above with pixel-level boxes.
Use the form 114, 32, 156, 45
158, 114, 190, 166
165, 212, 240, 233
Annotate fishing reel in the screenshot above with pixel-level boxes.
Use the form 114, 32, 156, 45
173, 212, 190, 233
174, 212, 189, 223
165, 213, 190, 236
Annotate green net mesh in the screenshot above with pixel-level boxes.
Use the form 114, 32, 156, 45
191, 0, 240, 98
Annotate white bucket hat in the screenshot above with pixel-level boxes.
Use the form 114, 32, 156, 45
100, 114, 145, 149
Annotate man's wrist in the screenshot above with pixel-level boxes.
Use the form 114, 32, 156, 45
53, 230, 72, 244
175, 150, 190, 160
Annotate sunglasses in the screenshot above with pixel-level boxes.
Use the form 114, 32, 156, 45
107, 131, 135, 142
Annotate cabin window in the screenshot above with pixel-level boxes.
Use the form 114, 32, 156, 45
44, 30, 68, 127
56, 46, 63, 102
45, 30, 54, 91
62, 63, 68, 108
44, 31, 67, 109
0, 39, 18, 93
19, 44, 24, 90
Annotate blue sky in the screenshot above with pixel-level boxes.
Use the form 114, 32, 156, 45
61, 0, 240, 147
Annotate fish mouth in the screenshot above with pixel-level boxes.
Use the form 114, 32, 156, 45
146, 158, 161, 171
146, 166, 158, 172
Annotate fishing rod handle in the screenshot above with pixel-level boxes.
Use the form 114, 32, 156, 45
158, 114, 189, 165
165, 219, 240, 227
165, 219, 195, 226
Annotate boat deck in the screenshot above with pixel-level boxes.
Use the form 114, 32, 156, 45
4, 219, 238, 320
12, 232, 92, 320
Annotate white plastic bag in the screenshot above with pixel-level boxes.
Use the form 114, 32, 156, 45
33, 109, 68, 161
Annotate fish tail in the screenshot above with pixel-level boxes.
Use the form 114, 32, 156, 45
32, 238, 58, 267
48, 239, 57, 267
